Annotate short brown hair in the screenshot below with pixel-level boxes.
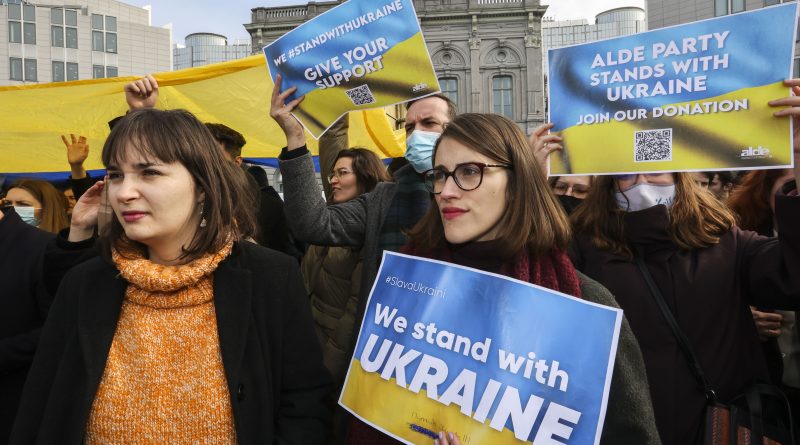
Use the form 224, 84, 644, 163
9, 179, 69, 234
407, 113, 572, 259
406, 93, 458, 122
571, 172, 735, 256
205, 123, 246, 158
331, 148, 391, 197
100, 109, 256, 262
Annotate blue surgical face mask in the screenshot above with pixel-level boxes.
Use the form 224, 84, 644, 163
405, 130, 440, 173
15, 205, 41, 226
615, 183, 676, 212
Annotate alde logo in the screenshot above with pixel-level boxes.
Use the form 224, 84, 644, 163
411, 83, 428, 93
740, 146, 771, 159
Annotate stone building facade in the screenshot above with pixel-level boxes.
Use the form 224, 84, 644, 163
246, 0, 549, 132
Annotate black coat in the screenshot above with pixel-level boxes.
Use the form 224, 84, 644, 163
570, 192, 800, 445
0, 208, 54, 443
10, 241, 332, 444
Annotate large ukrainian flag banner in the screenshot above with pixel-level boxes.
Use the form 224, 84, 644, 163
341, 252, 622, 445
263, 0, 439, 138
548, 3, 798, 175
0, 55, 404, 177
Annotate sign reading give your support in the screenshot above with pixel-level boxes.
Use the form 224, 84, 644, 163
263, 0, 439, 138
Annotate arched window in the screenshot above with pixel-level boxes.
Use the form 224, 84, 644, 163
492, 75, 513, 118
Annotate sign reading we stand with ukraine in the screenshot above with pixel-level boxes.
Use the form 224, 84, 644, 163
340, 252, 623, 445
548, 3, 798, 176
262, 0, 439, 138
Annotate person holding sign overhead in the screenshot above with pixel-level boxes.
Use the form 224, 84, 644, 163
391, 113, 658, 444
567, 79, 800, 444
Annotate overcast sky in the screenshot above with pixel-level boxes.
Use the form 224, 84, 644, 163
124, 0, 646, 45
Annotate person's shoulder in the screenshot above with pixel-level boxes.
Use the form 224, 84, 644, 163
577, 271, 620, 309
230, 240, 297, 270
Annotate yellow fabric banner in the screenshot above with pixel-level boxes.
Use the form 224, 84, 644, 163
0, 55, 405, 174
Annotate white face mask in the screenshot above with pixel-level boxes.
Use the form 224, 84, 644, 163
615, 183, 676, 212
405, 130, 440, 173
14, 205, 41, 226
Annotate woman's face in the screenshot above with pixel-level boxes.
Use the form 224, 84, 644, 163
615, 173, 675, 192
6, 187, 42, 220
552, 175, 592, 199
329, 157, 358, 204
434, 137, 509, 244
106, 148, 202, 263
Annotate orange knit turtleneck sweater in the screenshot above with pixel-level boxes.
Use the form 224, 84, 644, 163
85, 241, 236, 444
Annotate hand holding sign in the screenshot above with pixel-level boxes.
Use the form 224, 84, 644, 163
769, 78, 800, 188
269, 74, 306, 151
527, 123, 563, 176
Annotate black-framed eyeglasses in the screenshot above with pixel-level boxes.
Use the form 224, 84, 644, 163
421, 162, 512, 194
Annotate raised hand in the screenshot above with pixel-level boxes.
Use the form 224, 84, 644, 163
68, 179, 105, 242
62, 133, 89, 179
269, 74, 306, 150
124, 74, 159, 110
769, 79, 800, 187
528, 123, 563, 176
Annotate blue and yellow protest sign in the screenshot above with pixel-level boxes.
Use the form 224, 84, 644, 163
263, 0, 440, 138
548, 3, 797, 175
340, 252, 622, 444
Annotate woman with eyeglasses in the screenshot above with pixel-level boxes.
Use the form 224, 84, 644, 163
300, 148, 390, 442
346, 113, 659, 445
567, 80, 800, 445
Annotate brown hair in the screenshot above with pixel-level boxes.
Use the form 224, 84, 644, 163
407, 113, 572, 259
726, 169, 792, 231
331, 148, 391, 198
100, 108, 256, 262
571, 172, 736, 256
9, 179, 70, 233
205, 123, 246, 158
406, 93, 458, 122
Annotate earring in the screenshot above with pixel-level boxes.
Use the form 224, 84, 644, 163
199, 202, 207, 228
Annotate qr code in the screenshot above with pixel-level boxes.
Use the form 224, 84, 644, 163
634, 128, 672, 162
345, 84, 376, 106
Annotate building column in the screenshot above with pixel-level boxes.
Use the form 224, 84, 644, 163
524, 12, 545, 131
468, 15, 481, 113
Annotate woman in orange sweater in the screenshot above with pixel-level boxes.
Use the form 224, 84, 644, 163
11, 108, 332, 444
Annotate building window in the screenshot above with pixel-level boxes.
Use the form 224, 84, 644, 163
53, 61, 65, 82
715, 0, 745, 16
22, 3, 34, 20
91, 14, 118, 54
93, 64, 105, 79
106, 66, 118, 78
439, 77, 459, 108
10, 58, 23, 81
66, 27, 78, 48
106, 32, 117, 53
8, 3, 21, 20
492, 75, 513, 118
23, 21, 35, 44
52, 8, 78, 49
91, 14, 103, 30
24, 58, 37, 82
9, 21, 22, 43
92, 31, 104, 51
51, 25, 64, 47
67, 62, 78, 81
65, 9, 77, 26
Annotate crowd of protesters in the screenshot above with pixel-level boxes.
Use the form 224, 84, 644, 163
1, 73, 800, 445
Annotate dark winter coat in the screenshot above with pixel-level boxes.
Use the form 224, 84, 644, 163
0, 208, 54, 443
570, 192, 800, 445
10, 241, 332, 444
